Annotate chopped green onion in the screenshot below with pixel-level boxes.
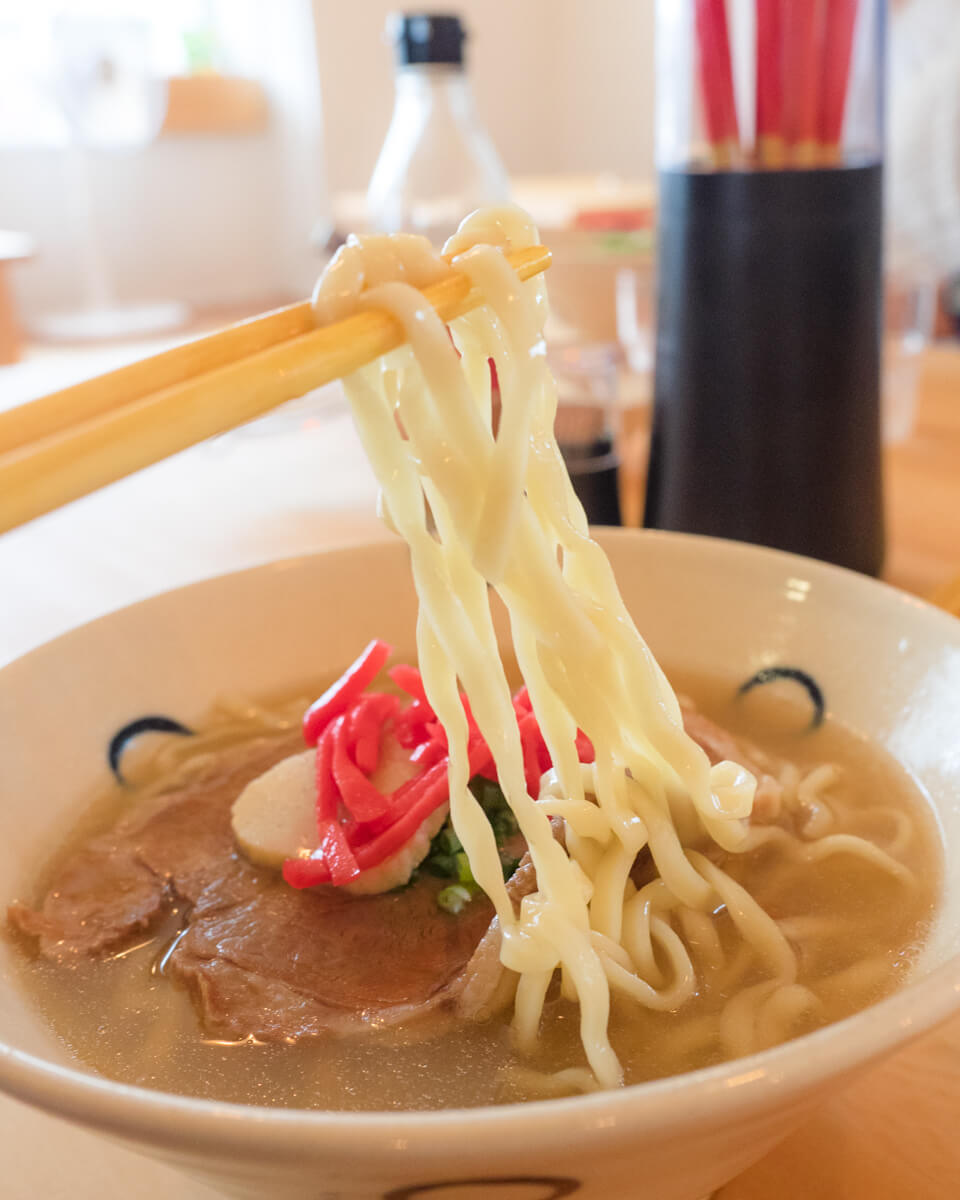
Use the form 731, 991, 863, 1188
470, 777, 506, 812
492, 810, 518, 840
424, 776, 523, 910
437, 827, 463, 855
422, 853, 456, 878
437, 884, 474, 914
455, 851, 475, 886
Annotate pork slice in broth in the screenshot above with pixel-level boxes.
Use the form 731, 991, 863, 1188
7, 734, 302, 961
7, 731, 533, 1040
169, 865, 499, 1040
457, 853, 539, 1021
8, 837, 166, 959
114, 735, 303, 903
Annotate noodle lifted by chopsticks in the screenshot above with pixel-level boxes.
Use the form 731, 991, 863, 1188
311, 208, 907, 1088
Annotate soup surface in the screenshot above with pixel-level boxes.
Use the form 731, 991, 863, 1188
8, 672, 941, 1111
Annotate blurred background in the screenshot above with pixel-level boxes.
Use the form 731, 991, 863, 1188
0, 0, 957, 525
0, 0, 654, 328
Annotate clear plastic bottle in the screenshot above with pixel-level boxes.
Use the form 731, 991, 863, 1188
366, 13, 509, 240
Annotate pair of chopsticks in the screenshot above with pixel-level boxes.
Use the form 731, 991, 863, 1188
696, 0, 860, 169
0, 244, 551, 536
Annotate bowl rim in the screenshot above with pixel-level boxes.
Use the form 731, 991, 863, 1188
3, 529, 960, 1156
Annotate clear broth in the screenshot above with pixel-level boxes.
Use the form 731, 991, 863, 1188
9, 673, 942, 1110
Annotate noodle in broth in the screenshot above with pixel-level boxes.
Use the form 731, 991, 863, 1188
13, 676, 938, 1109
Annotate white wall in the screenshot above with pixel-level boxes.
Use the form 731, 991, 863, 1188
0, 0, 656, 325
551, 1, 656, 179
0, 138, 289, 316
314, 0, 656, 191
0, 0, 329, 323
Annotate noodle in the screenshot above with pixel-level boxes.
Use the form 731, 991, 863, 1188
301, 208, 926, 1089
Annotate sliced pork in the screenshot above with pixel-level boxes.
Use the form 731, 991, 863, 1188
8, 732, 528, 1039
8, 703, 776, 1040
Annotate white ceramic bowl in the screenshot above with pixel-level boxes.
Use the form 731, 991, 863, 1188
2, 530, 960, 1200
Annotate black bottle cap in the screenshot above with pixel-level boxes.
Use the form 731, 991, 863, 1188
389, 13, 466, 66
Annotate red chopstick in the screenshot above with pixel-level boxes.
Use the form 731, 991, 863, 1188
818, 0, 859, 165
694, 0, 740, 167
755, 0, 784, 167
782, 0, 823, 167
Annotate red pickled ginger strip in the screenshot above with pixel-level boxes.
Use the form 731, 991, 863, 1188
331, 716, 390, 822
314, 721, 340, 823
302, 639, 392, 745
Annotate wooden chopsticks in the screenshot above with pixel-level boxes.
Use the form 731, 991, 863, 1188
0, 243, 551, 536
695, 0, 862, 169
818, 0, 860, 165
0, 303, 316, 460
755, 0, 785, 167
695, 0, 741, 168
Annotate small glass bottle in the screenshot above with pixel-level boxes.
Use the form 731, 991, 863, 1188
366, 13, 509, 240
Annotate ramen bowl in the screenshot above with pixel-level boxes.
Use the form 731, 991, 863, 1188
1, 529, 959, 1200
